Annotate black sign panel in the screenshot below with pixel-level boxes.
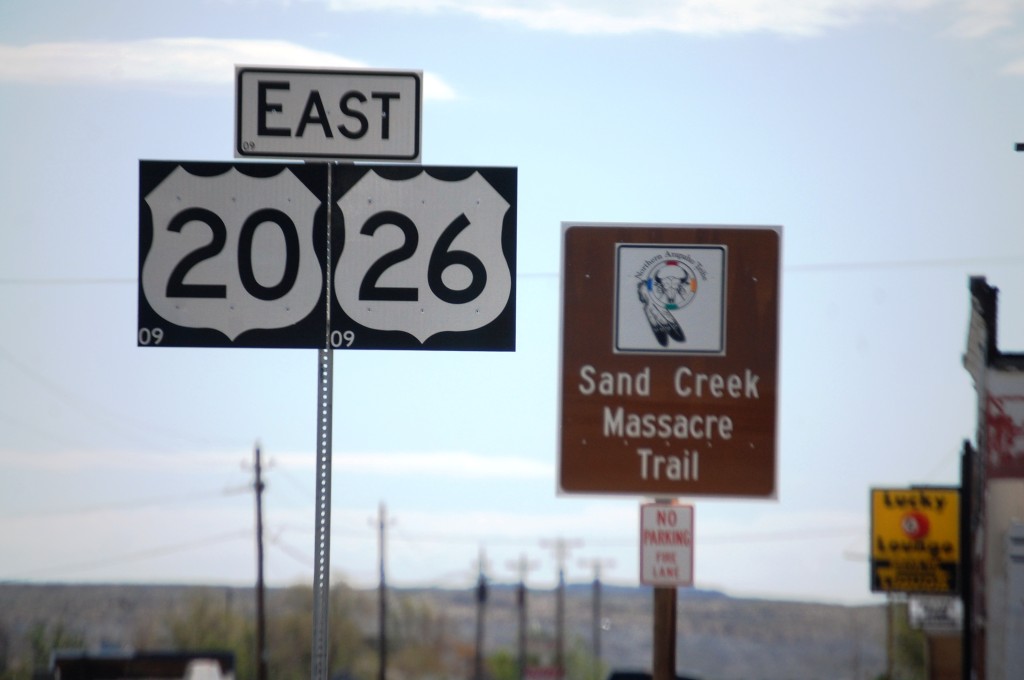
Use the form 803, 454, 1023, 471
330, 165, 517, 351
138, 161, 516, 350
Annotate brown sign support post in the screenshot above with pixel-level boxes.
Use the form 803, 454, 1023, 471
653, 586, 677, 680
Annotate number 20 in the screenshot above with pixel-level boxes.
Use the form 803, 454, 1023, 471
165, 207, 300, 300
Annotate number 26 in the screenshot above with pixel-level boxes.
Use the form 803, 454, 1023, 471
356, 211, 486, 304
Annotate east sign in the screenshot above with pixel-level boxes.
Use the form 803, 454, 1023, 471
870, 487, 961, 594
235, 67, 421, 161
138, 161, 516, 350
558, 223, 780, 497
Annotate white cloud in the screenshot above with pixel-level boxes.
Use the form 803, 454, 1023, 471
325, 0, 941, 37
945, 0, 1017, 38
0, 38, 456, 99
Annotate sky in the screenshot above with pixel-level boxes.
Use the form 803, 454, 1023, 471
2, 0, 1024, 607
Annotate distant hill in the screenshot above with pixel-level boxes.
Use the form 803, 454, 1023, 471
0, 582, 888, 680
405, 583, 888, 680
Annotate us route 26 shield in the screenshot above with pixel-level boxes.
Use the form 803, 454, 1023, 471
331, 165, 517, 351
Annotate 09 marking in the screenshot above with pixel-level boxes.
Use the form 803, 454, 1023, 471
138, 328, 165, 345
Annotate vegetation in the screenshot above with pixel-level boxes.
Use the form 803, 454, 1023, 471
156, 584, 453, 680
873, 601, 927, 680
168, 593, 257, 680
0, 582, 896, 680
0, 582, 604, 680
0, 620, 85, 680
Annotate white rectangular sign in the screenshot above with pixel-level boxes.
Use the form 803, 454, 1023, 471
235, 66, 422, 161
640, 503, 694, 587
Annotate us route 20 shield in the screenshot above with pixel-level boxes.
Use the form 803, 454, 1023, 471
139, 161, 329, 348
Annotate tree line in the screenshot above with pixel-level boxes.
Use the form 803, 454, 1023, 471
0, 583, 601, 680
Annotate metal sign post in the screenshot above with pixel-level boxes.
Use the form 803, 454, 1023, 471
139, 68, 516, 680
311, 347, 333, 680
311, 164, 334, 680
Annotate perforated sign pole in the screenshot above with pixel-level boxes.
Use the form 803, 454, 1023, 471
138, 158, 516, 680
311, 170, 334, 680
311, 347, 333, 680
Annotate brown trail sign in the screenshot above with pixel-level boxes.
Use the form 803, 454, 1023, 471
558, 223, 781, 499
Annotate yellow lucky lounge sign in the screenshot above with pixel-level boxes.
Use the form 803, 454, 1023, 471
870, 487, 960, 594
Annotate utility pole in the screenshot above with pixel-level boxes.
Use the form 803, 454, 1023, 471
886, 595, 895, 680
474, 547, 489, 680
376, 502, 390, 680
253, 444, 268, 680
507, 554, 540, 680
579, 558, 614, 680
541, 538, 582, 680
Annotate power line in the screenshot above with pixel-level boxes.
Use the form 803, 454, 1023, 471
265, 464, 315, 503
270, 517, 868, 552
0, 277, 134, 286
0, 523, 870, 584
0, 529, 251, 582
2, 251, 1023, 290
0, 341, 240, 451
0, 408, 88, 450
377, 525, 866, 550
268, 534, 312, 567
0, 485, 251, 521
698, 526, 865, 545
786, 254, 1024, 273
